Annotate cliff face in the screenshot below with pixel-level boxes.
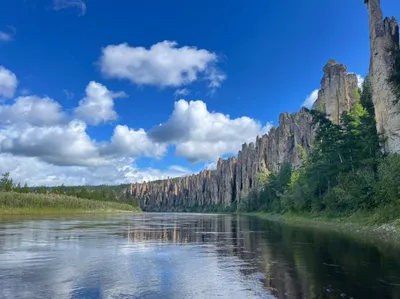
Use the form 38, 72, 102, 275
129, 60, 359, 211
312, 59, 359, 124
130, 108, 313, 211
365, 0, 400, 153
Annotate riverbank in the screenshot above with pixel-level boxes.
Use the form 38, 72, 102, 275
246, 205, 400, 246
0, 192, 140, 215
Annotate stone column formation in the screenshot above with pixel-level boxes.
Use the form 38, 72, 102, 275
365, 0, 400, 153
129, 0, 400, 211
312, 60, 359, 124
128, 58, 360, 211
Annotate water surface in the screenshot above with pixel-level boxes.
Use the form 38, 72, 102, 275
0, 213, 399, 299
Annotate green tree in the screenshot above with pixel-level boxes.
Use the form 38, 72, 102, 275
14, 183, 22, 193
22, 182, 30, 193
36, 186, 47, 194
0, 173, 13, 192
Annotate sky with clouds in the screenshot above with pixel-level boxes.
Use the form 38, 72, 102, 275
0, 0, 398, 186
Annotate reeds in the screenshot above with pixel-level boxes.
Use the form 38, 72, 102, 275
0, 191, 140, 214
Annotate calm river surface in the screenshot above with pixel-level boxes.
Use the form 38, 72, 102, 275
0, 213, 400, 299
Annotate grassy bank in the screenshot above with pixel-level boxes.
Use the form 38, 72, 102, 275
246, 204, 400, 246
0, 192, 140, 215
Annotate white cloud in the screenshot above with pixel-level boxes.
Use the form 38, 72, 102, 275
0, 96, 67, 126
0, 66, 193, 185
99, 41, 225, 90
0, 66, 18, 98
174, 88, 190, 98
74, 81, 125, 125
356, 74, 365, 89
261, 121, 274, 135
204, 162, 217, 170
102, 125, 167, 158
1, 120, 105, 167
148, 100, 270, 163
302, 89, 319, 108
52, 0, 87, 16
0, 155, 192, 186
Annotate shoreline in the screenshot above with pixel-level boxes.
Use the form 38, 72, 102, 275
244, 212, 400, 247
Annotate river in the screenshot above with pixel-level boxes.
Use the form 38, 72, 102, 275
0, 213, 399, 299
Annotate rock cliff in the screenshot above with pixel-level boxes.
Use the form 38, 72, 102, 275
130, 107, 313, 211
128, 59, 358, 211
365, 0, 400, 153
312, 59, 359, 124
126, 0, 400, 211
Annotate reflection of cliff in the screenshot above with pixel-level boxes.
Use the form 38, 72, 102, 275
119, 214, 400, 299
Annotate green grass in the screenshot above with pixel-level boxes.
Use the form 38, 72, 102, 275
0, 192, 141, 215
242, 203, 400, 246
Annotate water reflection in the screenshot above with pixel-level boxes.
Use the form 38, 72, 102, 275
0, 213, 399, 299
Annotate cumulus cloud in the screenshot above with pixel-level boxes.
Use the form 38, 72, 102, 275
0, 96, 67, 126
99, 41, 225, 91
0, 66, 196, 185
0, 66, 18, 98
74, 81, 126, 125
102, 125, 167, 159
0, 155, 194, 186
148, 100, 270, 163
1, 120, 105, 166
52, 0, 87, 16
302, 89, 319, 108
0, 121, 166, 168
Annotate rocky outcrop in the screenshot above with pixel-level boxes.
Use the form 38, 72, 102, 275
129, 108, 314, 211
128, 59, 361, 211
312, 59, 359, 124
365, 0, 400, 153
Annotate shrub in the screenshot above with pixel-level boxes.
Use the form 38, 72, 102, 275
375, 154, 400, 205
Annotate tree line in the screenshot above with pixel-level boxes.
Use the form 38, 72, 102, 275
240, 76, 400, 222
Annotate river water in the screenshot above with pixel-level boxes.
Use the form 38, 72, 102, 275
0, 213, 399, 299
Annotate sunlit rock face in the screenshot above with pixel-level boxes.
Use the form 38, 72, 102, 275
129, 108, 314, 211
128, 0, 400, 210
312, 59, 359, 124
365, 0, 400, 153
129, 58, 364, 212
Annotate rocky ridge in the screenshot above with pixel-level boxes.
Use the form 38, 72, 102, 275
129, 60, 359, 211
129, 0, 400, 211
365, 0, 400, 153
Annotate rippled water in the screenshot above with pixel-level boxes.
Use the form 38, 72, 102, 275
0, 213, 400, 299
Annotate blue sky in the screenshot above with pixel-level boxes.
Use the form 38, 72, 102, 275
0, 0, 398, 186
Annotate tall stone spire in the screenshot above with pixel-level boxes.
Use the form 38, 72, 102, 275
312, 59, 358, 124
365, 0, 400, 153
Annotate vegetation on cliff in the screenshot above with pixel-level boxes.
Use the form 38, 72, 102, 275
0, 174, 140, 214
241, 78, 400, 225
